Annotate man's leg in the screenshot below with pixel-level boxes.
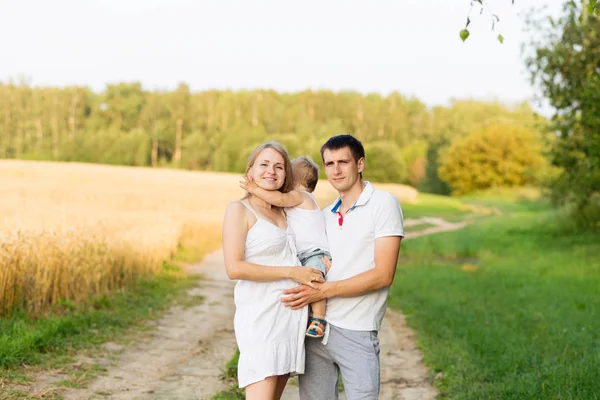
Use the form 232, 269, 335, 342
328, 325, 380, 400
299, 337, 339, 400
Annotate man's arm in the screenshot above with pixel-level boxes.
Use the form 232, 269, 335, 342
281, 235, 402, 309
239, 175, 304, 208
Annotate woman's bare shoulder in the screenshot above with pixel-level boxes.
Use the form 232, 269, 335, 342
224, 200, 256, 227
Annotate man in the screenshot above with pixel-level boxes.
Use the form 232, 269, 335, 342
281, 134, 404, 399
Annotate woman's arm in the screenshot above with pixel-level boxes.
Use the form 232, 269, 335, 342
239, 175, 304, 208
222, 201, 324, 287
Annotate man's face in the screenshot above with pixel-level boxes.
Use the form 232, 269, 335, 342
322, 147, 364, 193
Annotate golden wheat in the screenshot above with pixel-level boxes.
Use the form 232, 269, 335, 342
0, 160, 418, 317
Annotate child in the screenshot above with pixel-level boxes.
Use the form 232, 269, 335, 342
239, 155, 331, 338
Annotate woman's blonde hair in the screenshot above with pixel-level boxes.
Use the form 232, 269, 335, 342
246, 141, 294, 193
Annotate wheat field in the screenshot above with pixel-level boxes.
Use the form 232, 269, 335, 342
0, 160, 418, 317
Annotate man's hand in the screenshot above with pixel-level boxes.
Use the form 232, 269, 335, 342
281, 283, 327, 310
239, 175, 259, 194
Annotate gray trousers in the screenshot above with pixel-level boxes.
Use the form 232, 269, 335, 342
299, 324, 380, 400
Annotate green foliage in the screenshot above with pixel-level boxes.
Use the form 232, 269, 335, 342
389, 207, 600, 399
438, 124, 546, 195
100, 83, 147, 132
363, 141, 407, 184
399, 140, 428, 187
180, 131, 215, 170
525, 1, 600, 228
459, 0, 507, 43
0, 82, 545, 190
102, 129, 151, 166
422, 100, 543, 194
212, 349, 245, 399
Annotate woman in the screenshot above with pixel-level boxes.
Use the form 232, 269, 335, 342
222, 141, 324, 399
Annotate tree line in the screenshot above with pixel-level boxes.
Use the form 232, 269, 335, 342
524, 1, 600, 228
0, 82, 545, 194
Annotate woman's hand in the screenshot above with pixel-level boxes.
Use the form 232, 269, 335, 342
239, 175, 259, 194
289, 267, 324, 289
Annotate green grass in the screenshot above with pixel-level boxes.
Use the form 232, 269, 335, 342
390, 206, 600, 399
404, 187, 551, 222
212, 349, 244, 400
460, 186, 551, 213
402, 193, 471, 220
403, 222, 438, 233
0, 263, 202, 380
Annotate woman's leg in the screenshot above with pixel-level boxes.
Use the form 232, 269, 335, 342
274, 374, 290, 400
245, 376, 278, 399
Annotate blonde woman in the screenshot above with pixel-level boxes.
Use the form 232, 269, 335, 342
222, 141, 324, 399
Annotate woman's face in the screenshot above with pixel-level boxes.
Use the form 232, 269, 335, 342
248, 148, 286, 191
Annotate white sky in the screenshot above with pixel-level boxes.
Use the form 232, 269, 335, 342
0, 0, 560, 113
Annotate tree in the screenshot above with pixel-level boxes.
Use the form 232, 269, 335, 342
525, 1, 600, 227
363, 142, 408, 184
421, 100, 542, 194
438, 124, 545, 195
460, 1, 598, 43
165, 83, 191, 166
98, 82, 146, 132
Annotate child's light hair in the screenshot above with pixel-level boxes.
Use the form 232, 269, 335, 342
292, 156, 319, 192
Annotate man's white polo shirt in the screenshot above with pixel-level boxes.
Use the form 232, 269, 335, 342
324, 181, 404, 332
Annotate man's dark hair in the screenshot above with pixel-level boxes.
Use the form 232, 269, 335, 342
320, 134, 365, 163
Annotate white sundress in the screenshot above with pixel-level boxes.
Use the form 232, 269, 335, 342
234, 201, 309, 388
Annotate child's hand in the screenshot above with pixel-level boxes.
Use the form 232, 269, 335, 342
239, 175, 259, 194
290, 266, 325, 289
323, 257, 332, 274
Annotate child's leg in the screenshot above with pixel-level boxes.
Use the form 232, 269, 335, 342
300, 250, 330, 338
311, 299, 326, 319
306, 299, 327, 338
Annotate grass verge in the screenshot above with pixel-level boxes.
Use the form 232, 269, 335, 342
0, 261, 204, 397
212, 349, 244, 400
389, 206, 600, 399
401, 193, 472, 220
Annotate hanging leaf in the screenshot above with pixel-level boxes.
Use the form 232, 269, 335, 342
460, 29, 470, 42
497, 34, 504, 44
588, 0, 598, 15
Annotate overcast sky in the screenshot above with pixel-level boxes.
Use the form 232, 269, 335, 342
0, 0, 560, 113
